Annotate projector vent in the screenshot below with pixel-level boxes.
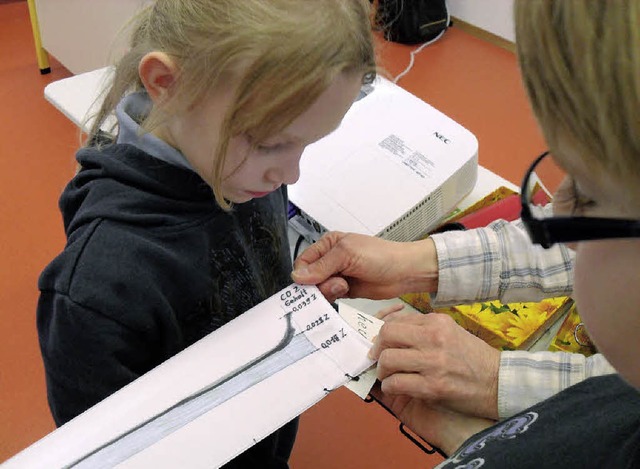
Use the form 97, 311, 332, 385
452, 157, 478, 203
379, 188, 444, 242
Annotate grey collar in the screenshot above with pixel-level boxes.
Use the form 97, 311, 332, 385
115, 92, 195, 172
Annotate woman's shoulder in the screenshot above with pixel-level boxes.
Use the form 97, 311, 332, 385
442, 374, 640, 468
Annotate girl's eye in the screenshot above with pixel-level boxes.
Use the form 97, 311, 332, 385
257, 144, 280, 153
245, 134, 287, 154
257, 143, 288, 154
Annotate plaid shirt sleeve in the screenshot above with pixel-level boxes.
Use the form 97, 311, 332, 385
429, 215, 614, 417
430, 216, 574, 306
497, 351, 616, 418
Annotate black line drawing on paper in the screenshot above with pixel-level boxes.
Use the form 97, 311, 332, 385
69, 312, 318, 468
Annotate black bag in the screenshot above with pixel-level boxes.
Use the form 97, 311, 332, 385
374, 0, 450, 45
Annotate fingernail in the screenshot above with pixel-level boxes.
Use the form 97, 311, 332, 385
330, 283, 345, 295
292, 268, 309, 279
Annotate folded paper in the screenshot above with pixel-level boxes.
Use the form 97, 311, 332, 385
4, 284, 374, 468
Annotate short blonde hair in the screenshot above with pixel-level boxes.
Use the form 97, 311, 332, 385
89, 0, 376, 208
515, 0, 640, 184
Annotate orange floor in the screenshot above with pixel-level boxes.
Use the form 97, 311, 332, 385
0, 2, 546, 467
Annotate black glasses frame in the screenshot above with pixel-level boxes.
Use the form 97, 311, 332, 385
520, 151, 640, 248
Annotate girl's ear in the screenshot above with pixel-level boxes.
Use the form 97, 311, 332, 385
138, 52, 179, 103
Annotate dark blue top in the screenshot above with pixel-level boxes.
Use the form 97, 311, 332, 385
439, 374, 640, 468
37, 127, 295, 467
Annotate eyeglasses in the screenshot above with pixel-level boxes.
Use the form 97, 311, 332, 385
520, 151, 640, 248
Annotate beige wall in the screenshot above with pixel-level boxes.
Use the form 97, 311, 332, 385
447, 0, 515, 42
36, 0, 150, 74
36, 0, 516, 75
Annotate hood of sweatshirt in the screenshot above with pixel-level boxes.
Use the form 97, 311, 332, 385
60, 92, 218, 238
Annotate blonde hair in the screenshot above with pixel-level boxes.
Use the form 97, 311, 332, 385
515, 0, 640, 184
89, 0, 376, 208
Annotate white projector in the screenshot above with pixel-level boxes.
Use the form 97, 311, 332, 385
288, 76, 478, 243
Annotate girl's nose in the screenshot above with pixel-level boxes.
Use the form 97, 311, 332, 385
266, 151, 303, 185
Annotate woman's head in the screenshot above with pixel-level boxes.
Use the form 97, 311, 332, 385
91, 0, 376, 207
515, 0, 640, 193
515, 0, 640, 388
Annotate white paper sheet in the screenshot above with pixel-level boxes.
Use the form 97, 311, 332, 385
3, 284, 375, 469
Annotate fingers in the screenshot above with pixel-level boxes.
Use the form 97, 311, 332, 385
292, 232, 347, 284
315, 277, 349, 303
376, 347, 427, 380
368, 321, 424, 360
379, 371, 432, 398
370, 313, 454, 357
375, 303, 406, 320
375, 348, 448, 403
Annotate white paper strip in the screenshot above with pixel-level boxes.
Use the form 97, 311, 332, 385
3, 284, 374, 469
338, 301, 384, 399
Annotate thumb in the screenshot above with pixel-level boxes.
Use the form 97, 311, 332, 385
292, 241, 346, 284
291, 255, 336, 284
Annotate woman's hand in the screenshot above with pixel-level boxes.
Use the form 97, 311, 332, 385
369, 311, 501, 420
370, 383, 494, 456
292, 232, 439, 303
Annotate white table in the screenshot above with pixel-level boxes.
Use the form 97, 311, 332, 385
44, 66, 116, 132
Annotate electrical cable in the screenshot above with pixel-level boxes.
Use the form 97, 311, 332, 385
293, 234, 306, 260
393, 3, 451, 84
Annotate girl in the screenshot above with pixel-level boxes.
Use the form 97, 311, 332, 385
37, 1, 376, 467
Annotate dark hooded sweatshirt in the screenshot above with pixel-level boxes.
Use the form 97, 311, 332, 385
37, 93, 297, 468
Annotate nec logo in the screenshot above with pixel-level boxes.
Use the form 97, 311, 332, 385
433, 132, 451, 144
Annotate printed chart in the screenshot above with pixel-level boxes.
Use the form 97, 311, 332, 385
4, 285, 375, 468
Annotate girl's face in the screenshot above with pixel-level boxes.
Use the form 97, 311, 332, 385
553, 144, 640, 389
164, 72, 364, 203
